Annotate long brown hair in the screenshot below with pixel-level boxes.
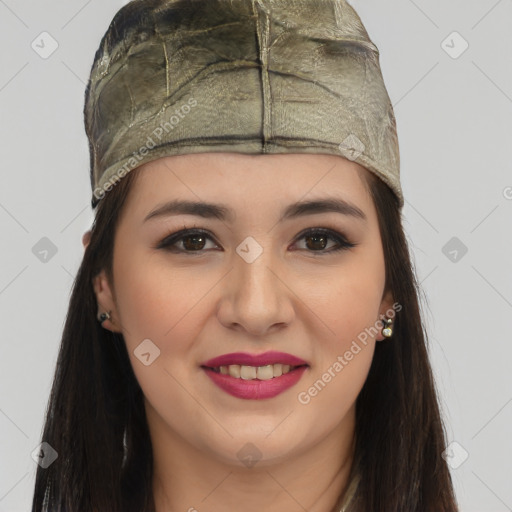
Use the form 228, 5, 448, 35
350, 171, 459, 511
31, 165, 459, 512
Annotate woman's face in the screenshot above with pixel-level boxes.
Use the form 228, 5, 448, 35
93, 152, 394, 467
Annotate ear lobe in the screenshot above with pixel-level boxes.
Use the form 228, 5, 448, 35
377, 289, 398, 342
93, 270, 121, 333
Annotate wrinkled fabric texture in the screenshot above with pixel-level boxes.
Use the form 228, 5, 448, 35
331, 446, 362, 512
85, 0, 402, 209
336, 468, 361, 512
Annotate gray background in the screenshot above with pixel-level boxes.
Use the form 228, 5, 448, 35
1, 0, 511, 510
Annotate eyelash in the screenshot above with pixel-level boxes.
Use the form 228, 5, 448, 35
155, 226, 356, 255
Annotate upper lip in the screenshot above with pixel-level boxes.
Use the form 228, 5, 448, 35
201, 351, 308, 368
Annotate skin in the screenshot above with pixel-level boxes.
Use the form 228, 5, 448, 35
83, 152, 394, 512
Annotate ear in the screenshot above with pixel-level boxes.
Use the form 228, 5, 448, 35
92, 269, 122, 333
376, 289, 398, 342
82, 230, 91, 250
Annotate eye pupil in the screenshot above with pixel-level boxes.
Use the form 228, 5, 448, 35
183, 234, 206, 251
305, 234, 328, 251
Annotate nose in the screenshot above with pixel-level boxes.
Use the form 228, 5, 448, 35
216, 244, 295, 337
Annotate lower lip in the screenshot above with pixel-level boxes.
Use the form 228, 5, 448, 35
202, 366, 308, 400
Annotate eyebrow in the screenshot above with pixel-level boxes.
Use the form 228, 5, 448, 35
143, 197, 367, 223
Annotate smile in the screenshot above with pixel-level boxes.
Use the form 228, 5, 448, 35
202, 364, 309, 400
209, 363, 301, 380
200, 351, 309, 400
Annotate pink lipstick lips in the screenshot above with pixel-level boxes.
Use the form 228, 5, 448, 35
201, 351, 309, 400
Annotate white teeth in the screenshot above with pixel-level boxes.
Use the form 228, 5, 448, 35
256, 365, 274, 380
273, 363, 283, 377
228, 365, 241, 378
216, 363, 299, 380
240, 366, 257, 380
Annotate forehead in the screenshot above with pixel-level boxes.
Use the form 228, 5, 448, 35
121, 152, 376, 225
113, 153, 378, 230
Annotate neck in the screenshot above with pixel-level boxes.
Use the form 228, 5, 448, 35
149, 403, 357, 512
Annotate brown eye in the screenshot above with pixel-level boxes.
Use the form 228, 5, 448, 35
157, 229, 218, 253
294, 228, 356, 253
181, 233, 208, 251
156, 227, 356, 255
304, 232, 330, 251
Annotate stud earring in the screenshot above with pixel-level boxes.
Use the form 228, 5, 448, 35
382, 317, 393, 338
97, 310, 112, 324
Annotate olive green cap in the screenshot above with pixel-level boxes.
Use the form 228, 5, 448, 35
85, 0, 402, 208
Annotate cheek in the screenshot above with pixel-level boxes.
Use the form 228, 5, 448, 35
295, 292, 381, 421
298, 247, 386, 345
112, 247, 209, 357
112, 251, 211, 422
294, 247, 385, 403
332, 274, 384, 345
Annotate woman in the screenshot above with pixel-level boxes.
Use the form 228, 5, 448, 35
31, 0, 459, 511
